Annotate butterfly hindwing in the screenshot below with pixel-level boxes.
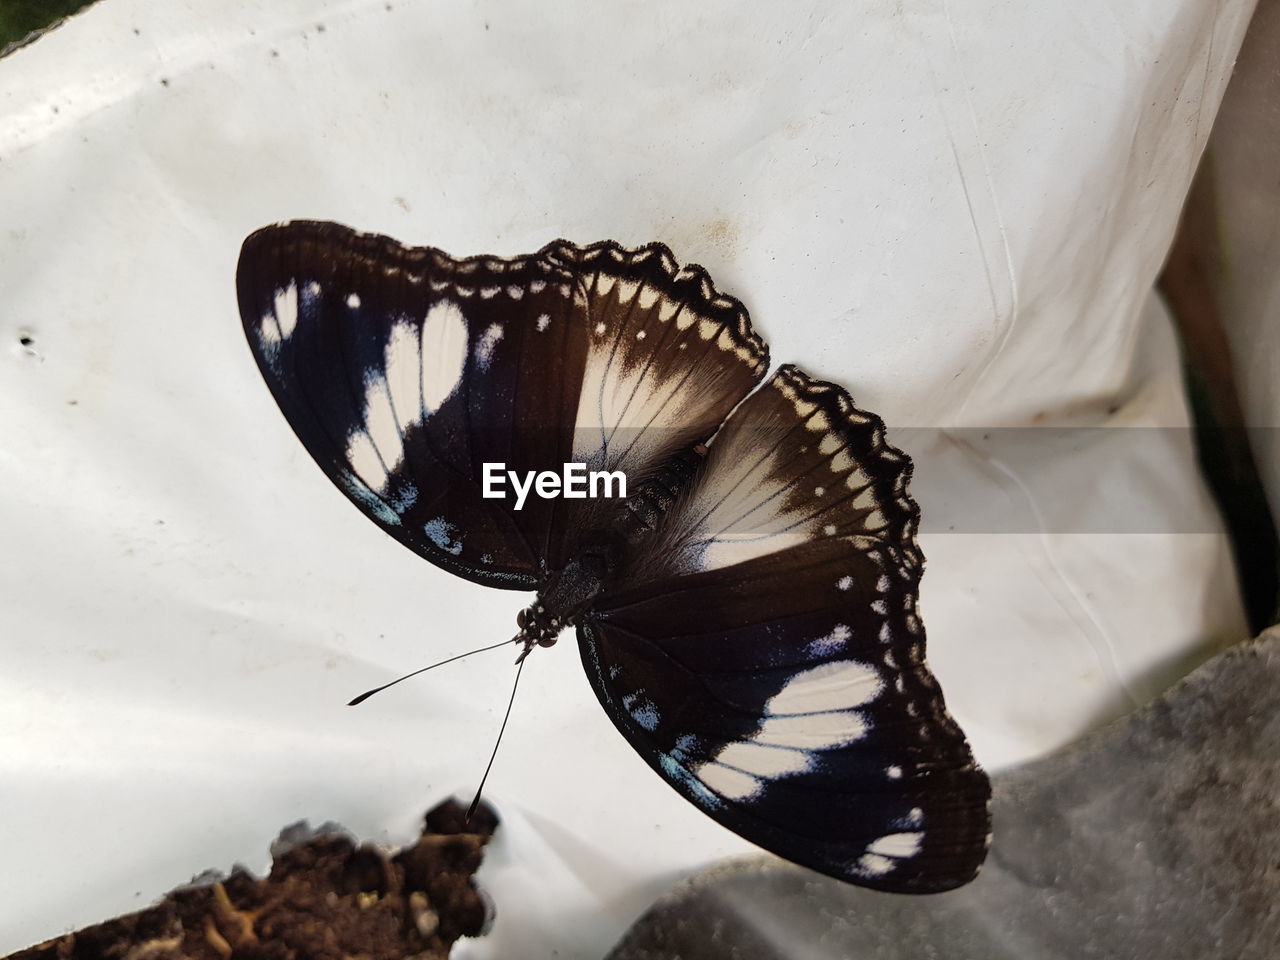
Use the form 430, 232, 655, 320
236, 222, 769, 586
579, 366, 990, 892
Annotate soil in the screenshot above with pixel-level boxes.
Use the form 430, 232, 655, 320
8, 799, 499, 960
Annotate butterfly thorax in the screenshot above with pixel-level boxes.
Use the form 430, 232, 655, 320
517, 552, 608, 648
515, 444, 708, 652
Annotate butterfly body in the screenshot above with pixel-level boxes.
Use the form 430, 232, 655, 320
516, 554, 605, 647
238, 221, 991, 893
512, 443, 709, 651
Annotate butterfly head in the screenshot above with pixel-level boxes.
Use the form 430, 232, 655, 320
515, 603, 562, 650
514, 554, 606, 656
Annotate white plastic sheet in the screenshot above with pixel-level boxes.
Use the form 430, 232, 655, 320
0, 2, 1253, 956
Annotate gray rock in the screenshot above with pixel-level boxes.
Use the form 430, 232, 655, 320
609, 632, 1280, 960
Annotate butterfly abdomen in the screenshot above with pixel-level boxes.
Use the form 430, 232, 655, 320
621, 445, 707, 534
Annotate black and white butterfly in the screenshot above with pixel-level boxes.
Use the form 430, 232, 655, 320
236, 221, 990, 893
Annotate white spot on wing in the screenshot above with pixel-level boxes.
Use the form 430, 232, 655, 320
805, 623, 851, 656
837, 576, 853, 591
273, 283, 299, 339
713, 741, 811, 778
700, 532, 810, 571
536, 314, 550, 332
362, 374, 403, 473
346, 293, 361, 309
420, 300, 468, 412
345, 430, 387, 491
385, 320, 423, 432
259, 310, 282, 346
753, 710, 866, 749
868, 832, 923, 858
856, 853, 895, 876
697, 762, 762, 801
475, 322, 503, 369
766, 661, 882, 715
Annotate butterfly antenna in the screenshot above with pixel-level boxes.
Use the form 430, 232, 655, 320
347, 636, 521, 706
466, 655, 526, 824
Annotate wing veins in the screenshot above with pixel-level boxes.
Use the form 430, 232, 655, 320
680, 402, 820, 536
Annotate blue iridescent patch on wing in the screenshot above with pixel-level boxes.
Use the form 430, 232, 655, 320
631, 698, 660, 731
423, 516, 463, 555
659, 754, 724, 811
340, 472, 401, 526
387, 482, 418, 514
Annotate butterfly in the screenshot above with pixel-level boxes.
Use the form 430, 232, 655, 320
236, 220, 991, 893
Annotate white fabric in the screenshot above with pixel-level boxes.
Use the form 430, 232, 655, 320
0, 1, 1252, 956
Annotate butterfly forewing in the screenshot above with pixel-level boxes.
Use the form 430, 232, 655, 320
544, 240, 768, 478
237, 222, 768, 582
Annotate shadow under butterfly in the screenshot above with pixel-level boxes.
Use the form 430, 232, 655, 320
236, 221, 991, 893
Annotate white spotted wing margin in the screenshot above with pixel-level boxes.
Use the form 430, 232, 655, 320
236, 221, 768, 588
577, 366, 991, 893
